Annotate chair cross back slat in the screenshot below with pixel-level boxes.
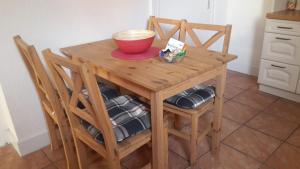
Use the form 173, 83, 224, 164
148, 16, 184, 42
44, 50, 116, 144
183, 21, 232, 55
14, 36, 65, 121
44, 51, 128, 168
14, 36, 78, 169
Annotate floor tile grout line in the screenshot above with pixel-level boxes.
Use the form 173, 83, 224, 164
40, 148, 59, 168
168, 147, 205, 164
41, 149, 55, 163
221, 113, 284, 163
220, 105, 264, 142
41, 163, 59, 169
239, 94, 299, 142
226, 82, 257, 92
193, 144, 211, 164
223, 84, 248, 100
220, 95, 283, 165
225, 98, 286, 167
224, 85, 251, 102
221, 142, 264, 165
260, 139, 285, 168
167, 148, 191, 166
284, 125, 300, 144
222, 115, 243, 125
285, 141, 300, 149
244, 124, 293, 142
221, 97, 262, 125
220, 120, 242, 141
217, 88, 278, 155
241, 95, 280, 125
224, 90, 278, 113
257, 109, 300, 125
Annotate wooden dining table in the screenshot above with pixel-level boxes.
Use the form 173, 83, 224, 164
61, 39, 237, 169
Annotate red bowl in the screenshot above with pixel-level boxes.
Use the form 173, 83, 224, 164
113, 30, 155, 54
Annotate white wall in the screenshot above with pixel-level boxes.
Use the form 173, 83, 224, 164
215, 0, 289, 75
156, 0, 214, 23
225, 0, 275, 75
0, 0, 149, 155
273, 0, 288, 11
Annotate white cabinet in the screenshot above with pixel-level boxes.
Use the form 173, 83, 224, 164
258, 19, 300, 102
265, 19, 300, 36
261, 33, 300, 65
258, 59, 299, 92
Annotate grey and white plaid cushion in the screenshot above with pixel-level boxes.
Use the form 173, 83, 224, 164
165, 85, 215, 109
77, 84, 120, 109
82, 83, 120, 102
81, 95, 151, 144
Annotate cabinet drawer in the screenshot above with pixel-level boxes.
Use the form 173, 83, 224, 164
258, 60, 300, 92
261, 33, 300, 65
266, 19, 300, 36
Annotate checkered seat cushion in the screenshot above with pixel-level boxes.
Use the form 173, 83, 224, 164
81, 95, 151, 144
165, 85, 215, 109
82, 83, 120, 102
77, 83, 120, 109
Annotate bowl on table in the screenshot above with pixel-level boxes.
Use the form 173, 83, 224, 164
113, 29, 156, 54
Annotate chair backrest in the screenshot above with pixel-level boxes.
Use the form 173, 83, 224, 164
43, 50, 118, 156
182, 21, 232, 55
13, 35, 66, 124
148, 16, 185, 42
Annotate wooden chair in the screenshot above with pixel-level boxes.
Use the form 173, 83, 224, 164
148, 16, 185, 42
181, 20, 232, 55
162, 22, 232, 165
43, 50, 169, 169
13, 35, 78, 169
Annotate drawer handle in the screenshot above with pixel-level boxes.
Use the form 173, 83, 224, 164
277, 26, 293, 30
276, 37, 291, 41
271, 64, 286, 69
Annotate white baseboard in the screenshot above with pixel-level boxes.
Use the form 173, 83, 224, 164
12, 130, 50, 156
228, 63, 259, 76
259, 85, 300, 103
0, 135, 5, 147
0, 128, 13, 147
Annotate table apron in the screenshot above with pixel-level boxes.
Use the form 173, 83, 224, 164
95, 65, 224, 101
95, 67, 152, 99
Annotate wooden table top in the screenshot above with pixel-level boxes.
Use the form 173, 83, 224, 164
267, 10, 300, 22
61, 39, 237, 91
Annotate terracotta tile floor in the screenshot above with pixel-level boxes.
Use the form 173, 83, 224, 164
1, 70, 300, 169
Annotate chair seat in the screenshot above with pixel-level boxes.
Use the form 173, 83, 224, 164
165, 85, 215, 109
81, 95, 151, 144
82, 83, 120, 102
77, 83, 120, 109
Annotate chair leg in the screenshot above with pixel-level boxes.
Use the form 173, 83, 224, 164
190, 115, 199, 165
107, 156, 122, 169
44, 112, 60, 150
58, 124, 79, 169
74, 137, 88, 169
164, 126, 169, 169
174, 115, 183, 130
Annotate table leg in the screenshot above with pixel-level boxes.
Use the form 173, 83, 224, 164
212, 65, 227, 153
151, 92, 166, 169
